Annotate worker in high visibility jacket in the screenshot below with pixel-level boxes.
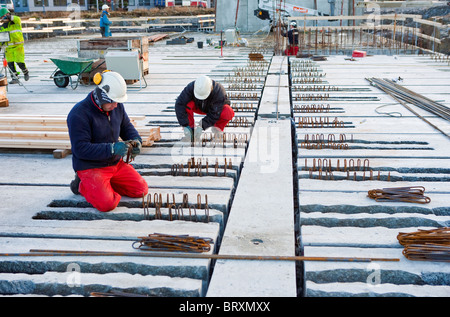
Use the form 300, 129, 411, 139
0, 8, 29, 84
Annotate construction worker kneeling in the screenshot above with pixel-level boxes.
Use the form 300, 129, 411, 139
175, 75, 234, 143
0, 8, 29, 84
67, 71, 148, 212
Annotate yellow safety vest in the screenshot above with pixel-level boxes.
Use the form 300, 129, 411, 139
0, 15, 24, 47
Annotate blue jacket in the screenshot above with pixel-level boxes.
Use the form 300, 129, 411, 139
99, 10, 111, 27
67, 92, 140, 172
100, 10, 111, 37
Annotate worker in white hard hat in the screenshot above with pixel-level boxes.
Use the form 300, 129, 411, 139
99, 4, 112, 37
282, 21, 299, 56
67, 71, 148, 212
175, 75, 234, 142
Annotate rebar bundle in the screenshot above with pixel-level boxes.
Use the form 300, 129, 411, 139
367, 186, 431, 204
368, 78, 450, 121
132, 233, 213, 253
367, 78, 450, 139
397, 228, 450, 262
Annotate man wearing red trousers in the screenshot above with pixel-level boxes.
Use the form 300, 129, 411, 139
67, 71, 148, 212
175, 75, 234, 142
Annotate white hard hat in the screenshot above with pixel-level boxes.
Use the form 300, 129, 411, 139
194, 75, 213, 100
95, 71, 127, 103
290, 21, 297, 27
102, 4, 109, 9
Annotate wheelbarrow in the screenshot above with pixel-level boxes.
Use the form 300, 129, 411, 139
49, 57, 105, 89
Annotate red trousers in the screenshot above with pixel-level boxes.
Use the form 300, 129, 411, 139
186, 101, 235, 131
77, 160, 148, 212
285, 46, 299, 56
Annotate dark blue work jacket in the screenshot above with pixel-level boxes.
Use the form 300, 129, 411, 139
67, 91, 140, 172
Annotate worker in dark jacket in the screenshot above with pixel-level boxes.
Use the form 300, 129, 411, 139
282, 21, 299, 56
67, 71, 148, 212
175, 75, 234, 142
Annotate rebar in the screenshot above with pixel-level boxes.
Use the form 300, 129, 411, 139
17, 249, 400, 262
397, 228, 450, 262
368, 186, 431, 204
131, 233, 213, 253
142, 193, 210, 222
367, 78, 450, 139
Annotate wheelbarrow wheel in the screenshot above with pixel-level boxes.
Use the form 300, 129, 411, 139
53, 70, 70, 88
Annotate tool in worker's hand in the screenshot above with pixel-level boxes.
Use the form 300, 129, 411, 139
367, 186, 431, 204
124, 139, 141, 164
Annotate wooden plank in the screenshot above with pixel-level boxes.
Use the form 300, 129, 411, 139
0, 138, 71, 149
0, 130, 69, 139
143, 23, 193, 27
0, 115, 158, 152
53, 149, 71, 159
413, 17, 443, 28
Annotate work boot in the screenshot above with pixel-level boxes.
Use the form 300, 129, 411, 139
70, 174, 81, 195
8, 78, 19, 84
23, 70, 29, 81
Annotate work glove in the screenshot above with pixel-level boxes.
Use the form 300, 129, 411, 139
193, 126, 203, 142
112, 141, 130, 157
128, 138, 142, 159
181, 126, 193, 142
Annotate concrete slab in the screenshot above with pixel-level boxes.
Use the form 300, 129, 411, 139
207, 119, 296, 297
303, 246, 450, 297
0, 272, 203, 297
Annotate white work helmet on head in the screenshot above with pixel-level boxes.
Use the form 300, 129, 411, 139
93, 71, 128, 103
290, 21, 297, 27
194, 75, 213, 100
102, 4, 109, 10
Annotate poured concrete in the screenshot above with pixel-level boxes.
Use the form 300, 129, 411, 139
0, 30, 449, 297
294, 54, 450, 297
207, 119, 297, 297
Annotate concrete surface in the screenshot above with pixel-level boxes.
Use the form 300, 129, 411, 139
0, 29, 448, 298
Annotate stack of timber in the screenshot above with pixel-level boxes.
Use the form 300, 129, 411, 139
0, 115, 161, 158
0, 75, 8, 108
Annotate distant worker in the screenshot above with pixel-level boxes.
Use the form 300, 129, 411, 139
175, 75, 234, 142
100, 4, 112, 37
282, 21, 299, 56
0, 8, 30, 84
67, 71, 148, 212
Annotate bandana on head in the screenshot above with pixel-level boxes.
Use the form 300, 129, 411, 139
92, 87, 113, 106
